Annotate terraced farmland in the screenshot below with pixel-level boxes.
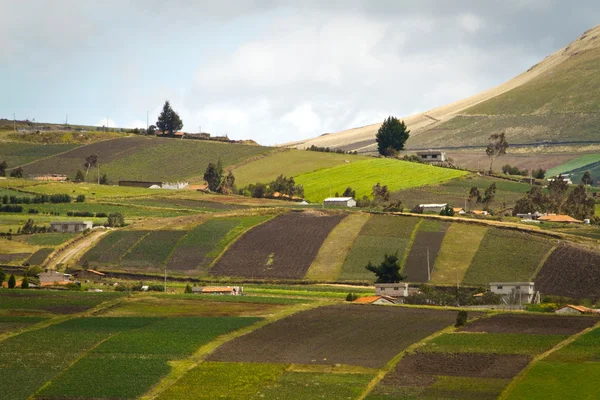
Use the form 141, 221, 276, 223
403, 219, 449, 282
339, 215, 419, 281
366, 313, 596, 400
295, 158, 467, 203
20, 136, 272, 183
462, 228, 553, 285
27, 247, 54, 265
211, 211, 345, 279
0, 142, 78, 168
121, 230, 187, 269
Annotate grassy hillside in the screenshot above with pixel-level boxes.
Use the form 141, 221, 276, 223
296, 158, 467, 203
19, 136, 273, 183
232, 149, 369, 187
0, 143, 79, 168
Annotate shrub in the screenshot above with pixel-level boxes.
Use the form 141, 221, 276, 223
184, 284, 193, 294
107, 213, 125, 227
21, 276, 30, 289
8, 274, 16, 289
455, 310, 468, 327
76, 194, 86, 203
25, 266, 43, 277
345, 293, 360, 301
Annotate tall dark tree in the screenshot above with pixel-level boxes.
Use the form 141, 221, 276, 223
75, 170, 85, 182
342, 187, 356, 198
21, 276, 29, 289
547, 175, 569, 213
99, 174, 109, 185
485, 132, 509, 173
581, 171, 594, 186
84, 154, 98, 178
564, 184, 595, 220
376, 116, 410, 156
218, 171, 236, 194
8, 274, 16, 289
482, 182, 496, 208
107, 213, 125, 227
156, 101, 183, 136
372, 182, 390, 202
365, 253, 405, 283
0, 268, 6, 286
147, 124, 157, 135
203, 162, 222, 192
0, 160, 7, 176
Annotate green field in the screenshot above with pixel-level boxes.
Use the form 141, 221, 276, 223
27, 247, 54, 265
0, 290, 123, 315
0, 142, 78, 168
19, 136, 272, 183
506, 326, 600, 399
339, 215, 419, 281
38, 317, 260, 400
295, 158, 467, 203
0, 316, 47, 334
121, 230, 187, 268
82, 230, 149, 265
462, 228, 553, 285
232, 149, 369, 187
25, 233, 75, 246
431, 224, 488, 285
546, 154, 600, 177
391, 174, 531, 209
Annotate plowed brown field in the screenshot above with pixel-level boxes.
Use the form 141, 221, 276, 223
207, 304, 457, 368
210, 211, 345, 279
536, 244, 600, 301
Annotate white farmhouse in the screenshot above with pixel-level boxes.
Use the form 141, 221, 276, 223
416, 150, 447, 164
419, 203, 447, 213
375, 283, 409, 297
49, 221, 93, 233
489, 282, 536, 304
323, 197, 356, 207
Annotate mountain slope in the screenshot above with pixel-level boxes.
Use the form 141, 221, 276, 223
288, 25, 600, 152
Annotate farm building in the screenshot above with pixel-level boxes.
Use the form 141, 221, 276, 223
119, 180, 163, 188
489, 282, 536, 304
555, 305, 600, 315
353, 295, 396, 305
38, 270, 71, 285
419, 203, 447, 213
72, 269, 105, 281
471, 210, 489, 216
31, 174, 68, 182
453, 207, 466, 215
49, 221, 93, 233
375, 283, 409, 298
191, 286, 243, 295
323, 197, 356, 207
416, 150, 447, 164
538, 215, 583, 224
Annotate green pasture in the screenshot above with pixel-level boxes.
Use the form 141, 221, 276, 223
295, 158, 467, 203
0, 316, 47, 334
232, 149, 369, 187
421, 333, 566, 355
0, 142, 78, 168
546, 154, 600, 177
339, 215, 419, 281
24, 232, 75, 246
0, 290, 124, 316
462, 228, 553, 285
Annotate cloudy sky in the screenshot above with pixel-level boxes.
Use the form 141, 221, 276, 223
1, 0, 599, 145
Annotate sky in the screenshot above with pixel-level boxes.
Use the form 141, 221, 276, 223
1, 0, 599, 145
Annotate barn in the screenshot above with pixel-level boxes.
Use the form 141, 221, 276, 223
49, 221, 93, 233
323, 197, 356, 207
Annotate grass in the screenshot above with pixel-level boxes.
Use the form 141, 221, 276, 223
339, 215, 419, 281
25, 232, 75, 246
295, 158, 467, 203
305, 213, 371, 280
158, 362, 286, 400
32, 201, 191, 218
254, 371, 375, 399
0, 142, 78, 167
545, 326, 600, 363
430, 224, 488, 285
232, 149, 369, 187
0, 316, 47, 334
121, 230, 187, 268
27, 247, 54, 265
462, 228, 553, 285
421, 333, 567, 355
546, 154, 600, 177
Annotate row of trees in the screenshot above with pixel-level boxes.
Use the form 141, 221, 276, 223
0, 161, 24, 178
203, 160, 236, 194
502, 164, 546, 179
240, 175, 305, 199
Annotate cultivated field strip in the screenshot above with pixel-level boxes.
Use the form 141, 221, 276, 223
121, 230, 188, 268
403, 219, 449, 282
208, 305, 458, 368
366, 313, 597, 400
211, 212, 346, 279
339, 215, 419, 281
461, 228, 553, 285
535, 244, 600, 302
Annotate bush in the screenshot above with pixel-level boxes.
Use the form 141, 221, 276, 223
25, 266, 43, 277
455, 310, 468, 327
184, 284, 193, 294
8, 274, 16, 289
96, 212, 107, 218
107, 212, 125, 227
0, 205, 23, 213
76, 194, 86, 203
439, 204, 455, 216
345, 293, 360, 301
21, 276, 30, 289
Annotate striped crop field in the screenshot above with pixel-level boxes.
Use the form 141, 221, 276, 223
339, 215, 420, 281
295, 158, 467, 203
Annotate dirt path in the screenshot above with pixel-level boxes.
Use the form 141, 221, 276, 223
46, 229, 109, 269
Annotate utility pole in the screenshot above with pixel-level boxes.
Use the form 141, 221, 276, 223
427, 248, 431, 281
164, 265, 167, 293
97, 162, 100, 185
146, 111, 149, 132
13, 113, 16, 132
65, 114, 68, 125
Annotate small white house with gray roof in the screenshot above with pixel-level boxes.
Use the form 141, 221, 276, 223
323, 197, 356, 207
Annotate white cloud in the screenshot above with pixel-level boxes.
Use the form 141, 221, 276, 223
281, 104, 322, 135
458, 13, 484, 34
96, 118, 117, 129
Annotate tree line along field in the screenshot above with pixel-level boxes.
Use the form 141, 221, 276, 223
74, 210, 600, 300
0, 290, 598, 399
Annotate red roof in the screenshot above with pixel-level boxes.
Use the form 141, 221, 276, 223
353, 295, 394, 304
538, 215, 583, 223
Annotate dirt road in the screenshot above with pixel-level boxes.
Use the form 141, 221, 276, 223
45, 229, 109, 269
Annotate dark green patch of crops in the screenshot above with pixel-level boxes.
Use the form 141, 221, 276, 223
167, 218, 241, 271
27, 247, 54, 265
462, 228, 553, 285
81, 230, 148, 265
421, 333, 567, 355
26, 233, 75, 246
0, 316, 47, 334
0, 290, 124, 315
121, 230, 187, 268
